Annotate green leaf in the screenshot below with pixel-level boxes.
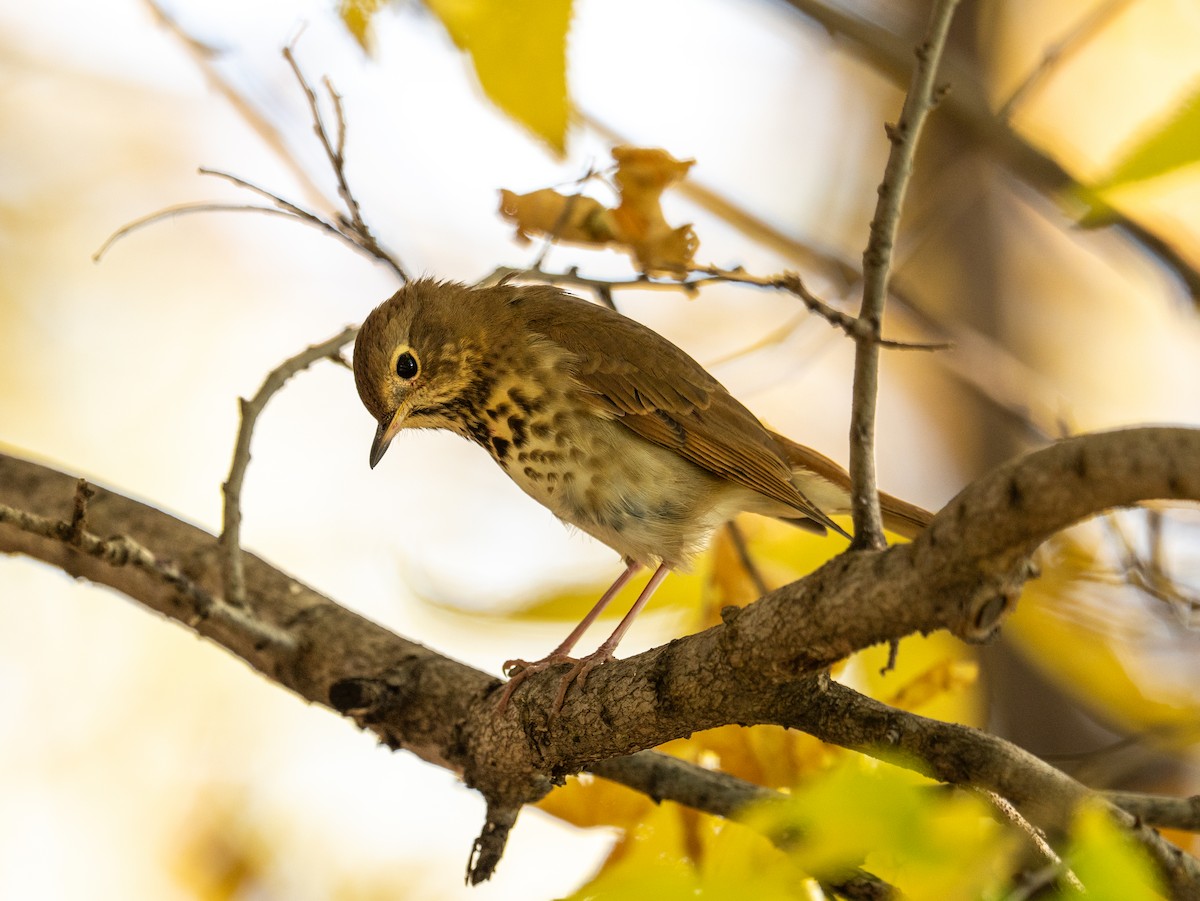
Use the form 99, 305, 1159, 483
425, 0, 572, 152
1093, 81, 1200, 191
1053, 805, 1165, 901
745, 759, 1016, 898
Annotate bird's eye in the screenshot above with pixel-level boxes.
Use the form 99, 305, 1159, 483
395, 351, 419, 380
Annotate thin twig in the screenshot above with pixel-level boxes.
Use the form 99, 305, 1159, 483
220, 327, 359, 606
143, 0, 334, 215
0, 500, 292, 649
483, 265, 945, 351
530, 163, 605, 271
93, 203, 308, 261
724, 521, 770, 598
979, 789, 1084, 892
66, 478, 94, 547
698, 266, 948, 351
848, 0, 960, 550
282, 46, 406, 281
195, 167, 384, 260
1097, 507, 1200, 626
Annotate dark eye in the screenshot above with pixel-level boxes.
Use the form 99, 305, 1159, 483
395, 351, 419, 379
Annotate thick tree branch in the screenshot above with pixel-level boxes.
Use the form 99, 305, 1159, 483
3, 426, 1200, 892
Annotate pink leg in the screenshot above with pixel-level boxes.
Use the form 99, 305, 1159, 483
551, 562, 671, 711
497, 560, 641, 712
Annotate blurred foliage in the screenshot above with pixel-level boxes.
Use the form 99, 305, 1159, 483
556, 757, 1019, 900
1092, 80, 1200, 195
340, 0, 572, 151
1009, 527, 1200, 746
1052, 804, 1165, 901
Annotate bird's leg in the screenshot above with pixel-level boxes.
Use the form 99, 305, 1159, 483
497, 559, 642, 712
551, 563, 671, 711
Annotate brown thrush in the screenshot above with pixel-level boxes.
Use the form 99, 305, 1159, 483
352, 279, 931, 709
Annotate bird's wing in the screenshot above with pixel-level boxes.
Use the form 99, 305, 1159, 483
514, 287, 842, 532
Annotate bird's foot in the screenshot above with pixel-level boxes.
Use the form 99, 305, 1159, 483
550, 648, 615, 712
496, 647, 617, 714
496, 653, 573, 713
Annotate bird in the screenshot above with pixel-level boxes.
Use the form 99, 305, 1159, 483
352, 278, 932, 710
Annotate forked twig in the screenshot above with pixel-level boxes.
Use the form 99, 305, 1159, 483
221, 326, 358, 606
94, 42, 409, 610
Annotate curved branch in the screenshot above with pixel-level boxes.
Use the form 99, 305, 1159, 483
221, 326, 357, 605
3, 426, 1199, 891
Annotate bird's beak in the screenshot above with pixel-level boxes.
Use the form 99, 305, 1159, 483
369, 411, 404, 469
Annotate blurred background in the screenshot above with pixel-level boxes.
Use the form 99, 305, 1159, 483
2, 0, 1199, 897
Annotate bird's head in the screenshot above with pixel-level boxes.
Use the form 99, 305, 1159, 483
352, 279, 499, 468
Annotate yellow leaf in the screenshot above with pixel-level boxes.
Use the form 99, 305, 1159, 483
499, 145, 699, 273
562, 801, 807, 900
426, 0, 572, 152
745, 759, 1017, 899
850, 632, 985, 728
1007, 534, 1200, 743
538, 773, 653, 831
498, 188, 614, 245
338, 0, 386, 52
609, 146, 697, 274
1057, 805, 1165, 901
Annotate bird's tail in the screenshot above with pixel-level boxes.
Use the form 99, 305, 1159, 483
770, 431, 933, 540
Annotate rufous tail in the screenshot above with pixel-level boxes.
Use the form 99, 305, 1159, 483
771, 431, 933, 540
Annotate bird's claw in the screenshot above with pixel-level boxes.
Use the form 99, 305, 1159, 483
496, 648, 616, 715
496, 654, 573, 713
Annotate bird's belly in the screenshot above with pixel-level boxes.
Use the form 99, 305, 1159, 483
493, 411, 732, 569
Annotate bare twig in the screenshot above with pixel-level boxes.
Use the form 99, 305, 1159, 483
848, 0, 959, 550
66, 478, 94, 546
96, 47, 407, 280
0, 500, 292, 649
282, 46, 407, 281
143, 0, 333, 214
697, 266, 948, 351
531, 164, 606, 271
1097, 507, 1200, 626
483, 265, 945, 351
93, 202, 307, 262
980, 789, 1084, 892
724, 521, 770, 598
220, 327, 358, 606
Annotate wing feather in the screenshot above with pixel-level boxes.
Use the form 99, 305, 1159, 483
513, 286, 841, 531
